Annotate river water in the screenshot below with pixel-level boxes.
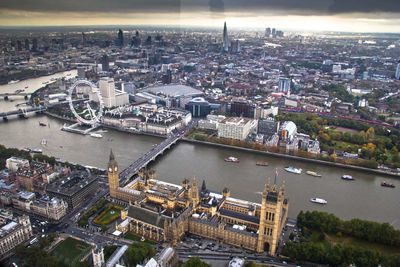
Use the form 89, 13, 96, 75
0, 69, 77, 113
0, 74, 399, 228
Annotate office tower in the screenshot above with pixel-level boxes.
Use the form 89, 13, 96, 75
17, 40, 22, 51
272, 28, 276, 38
265, 28, 271, 38
162, 70, 172, 84
222, 22, 229, 53
278, 77, 291, 94
32, 38, 38, 51
101, 54, 109, 72
117, 29, 124, 46
77, 67, 86, 79
395, 63, 400, 79
82, 32, 86, 45
230, 39, 240, 53
122, 82, 135, 95
231, 101, 251, 117
145, 36, 152, 46
24, 39, 29, 50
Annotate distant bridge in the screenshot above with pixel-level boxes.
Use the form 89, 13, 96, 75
119, 121, 195, 185
0, 93, 30, 97
0, 107, 46, 121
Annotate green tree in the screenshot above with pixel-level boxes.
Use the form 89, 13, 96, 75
124, 243, 155, 267
184, 257, 211, 267
39, 237, 50, 248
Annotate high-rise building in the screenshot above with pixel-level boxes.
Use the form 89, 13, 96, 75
122, 82, 135, 95
278, 77, 291, 94
24, 39, 29, 50
82, 32, 86, 45
162, 70, 172, 84
230, 40, 240, 53
222, 22, 229, 53
265, 28, 271, 38
77, 67, 86, 79
271, 28, 276, 38
16, 40, 22, 51
101, 54, 109, 72
395, 63, 400, 79
231, 101, 250, 117
32, 38, 38, 51
117, 29, 124, 46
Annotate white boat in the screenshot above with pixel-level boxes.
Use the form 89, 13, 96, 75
284, 166, 302, 174
90, 133, 103, 138
41, 138, 47, 146
30, 148, 42, 153
306, 171, 322, 177
341, 175, 354, 180
310, 198, 327, 204
8, 80, 20, 84
224, 157, 239, 163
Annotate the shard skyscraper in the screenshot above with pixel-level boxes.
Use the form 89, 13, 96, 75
222, 22, 229, 53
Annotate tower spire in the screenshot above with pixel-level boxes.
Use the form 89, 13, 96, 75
109, 149, 115, 161
223, 21, 229, 53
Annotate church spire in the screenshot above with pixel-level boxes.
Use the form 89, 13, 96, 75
201, 180, 207, 192
109, 149, 115, 161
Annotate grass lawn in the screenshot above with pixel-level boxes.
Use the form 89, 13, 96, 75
335, 127, 359, 134
124, 232, 157, 245
93, 206, 122, 225
51, 237, 92, 266
326, 233, 400, 256
332, 141, 359, 153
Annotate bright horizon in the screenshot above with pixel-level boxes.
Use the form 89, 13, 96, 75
0, 0, 399, 33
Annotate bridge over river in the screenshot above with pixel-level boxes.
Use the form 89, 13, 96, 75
118, 121, 195, 185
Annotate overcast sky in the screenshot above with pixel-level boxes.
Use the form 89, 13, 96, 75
0, 0, 399, 32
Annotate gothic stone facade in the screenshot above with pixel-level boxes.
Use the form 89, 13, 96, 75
108, 151, 288, 255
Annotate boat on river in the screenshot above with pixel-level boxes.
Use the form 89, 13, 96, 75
41, 139, 47, 146
306, 171, 322, 177
341, 175, 354, 180
39, 122, 47, 127
256, 161, 269, 166
90, 133, 103, 138
381, 181, 395, 188
310, 198, 327, 204
225, 157, 239, 163
284, 166, 302, 174
8, 80, 19, 84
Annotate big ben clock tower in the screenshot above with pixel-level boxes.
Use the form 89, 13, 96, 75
108, 149, 119, 198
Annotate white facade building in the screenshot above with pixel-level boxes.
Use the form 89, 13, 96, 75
218, 117, 256, 140
5, 157, 29, 173
0, 215, 32, 257
98, 77, 129, 108
395, 63, 400, 80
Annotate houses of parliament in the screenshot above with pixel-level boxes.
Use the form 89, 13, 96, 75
107, 150, 289, 255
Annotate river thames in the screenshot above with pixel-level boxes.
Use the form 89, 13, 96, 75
0, 114, 399, 228
0, 73, 399, 228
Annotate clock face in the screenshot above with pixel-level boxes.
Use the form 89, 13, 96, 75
109, 167, 112, 172
114, 166, 118, 172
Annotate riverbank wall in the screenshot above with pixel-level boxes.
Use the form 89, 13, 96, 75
44, 110, 400, 178
181, 137, 400, 178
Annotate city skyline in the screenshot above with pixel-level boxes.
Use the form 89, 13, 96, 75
0, 0, 399, 33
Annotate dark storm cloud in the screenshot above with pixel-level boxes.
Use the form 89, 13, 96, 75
209, 0, 224, 13
0, 0, 399, 15
329, 0, 400, 14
